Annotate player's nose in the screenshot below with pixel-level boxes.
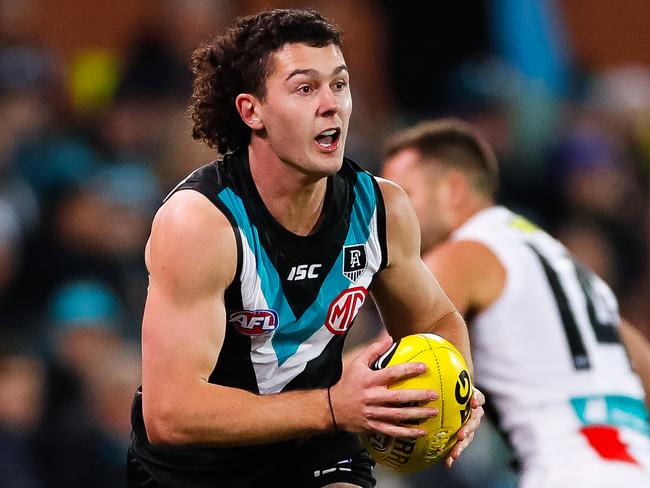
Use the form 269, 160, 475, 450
317, 86, 339, 117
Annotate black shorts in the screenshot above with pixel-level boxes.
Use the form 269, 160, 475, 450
127, 431, 376, 488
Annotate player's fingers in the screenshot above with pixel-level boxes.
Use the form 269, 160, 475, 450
445, 431, 473, 469
360, 335, 395, 367
382, 387, 438, 404
375, 361, 428, 385
464, 405, 484, 434
369, 405, 438, 424
453, 431, 474, 457
471, 387, 485, 408
368, 421, 427, 439
445, 450, 456, 469
455, 420, 475, 442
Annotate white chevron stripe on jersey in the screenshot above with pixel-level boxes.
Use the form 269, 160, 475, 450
238, 229, 268, 310
247, 207, 383, 394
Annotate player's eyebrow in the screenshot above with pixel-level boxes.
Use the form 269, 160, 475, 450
286, 64, 348, 81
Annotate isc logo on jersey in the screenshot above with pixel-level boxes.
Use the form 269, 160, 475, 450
229, 309, 278, 336
287, 264, 321, 281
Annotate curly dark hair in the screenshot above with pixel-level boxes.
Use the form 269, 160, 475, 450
189, 9, 342, 154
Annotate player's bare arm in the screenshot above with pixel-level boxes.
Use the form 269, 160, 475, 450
619, 319, 650, 410
371, 178, 472, 367
367, 178, 484, 466
142, 190, 338, 446
423, 239, 506, 318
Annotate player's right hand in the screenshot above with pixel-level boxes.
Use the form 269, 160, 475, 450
329, 336, 439, 438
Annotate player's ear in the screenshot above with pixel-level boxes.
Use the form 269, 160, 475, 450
235, 94, 264, 130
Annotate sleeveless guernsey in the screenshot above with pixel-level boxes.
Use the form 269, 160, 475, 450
129, 149, 387, 487
453, 206, 650, 487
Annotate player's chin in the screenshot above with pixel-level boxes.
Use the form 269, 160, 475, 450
310, 150, 345, 175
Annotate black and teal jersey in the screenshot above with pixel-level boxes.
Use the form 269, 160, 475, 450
129, 149, 387, 487
161, 148, 388, 394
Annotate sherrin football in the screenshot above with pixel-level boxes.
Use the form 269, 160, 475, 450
361, 333, 473, 473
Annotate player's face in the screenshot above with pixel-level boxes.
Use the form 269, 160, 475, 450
382, 149, 455, 251
258, 43, 352, 176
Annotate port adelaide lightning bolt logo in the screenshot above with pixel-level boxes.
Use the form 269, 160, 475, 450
343, 244, 367, 283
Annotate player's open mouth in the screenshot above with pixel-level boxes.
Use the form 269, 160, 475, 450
315, 128, 341, 151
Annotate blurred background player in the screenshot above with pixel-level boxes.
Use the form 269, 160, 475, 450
381, 118, 650, 487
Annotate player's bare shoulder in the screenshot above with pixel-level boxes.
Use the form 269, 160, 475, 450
375, 177, 421, 265
376, 177, 414, 221
425, 239, 501, 274
424, 239, 506, 316
146, 190, 237, 294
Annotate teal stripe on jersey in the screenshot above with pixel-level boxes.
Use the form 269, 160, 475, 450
346, 171, 376, 244
570, 395, 650, 436
271, 171, 378, 365
217, 187, 297, 327
218, 172, 378, 367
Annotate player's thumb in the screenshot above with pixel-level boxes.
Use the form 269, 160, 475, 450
361, 333, 395, 368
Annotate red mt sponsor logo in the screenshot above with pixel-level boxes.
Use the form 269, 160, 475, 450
325, 287, 368, 334
229, 309, 278, 336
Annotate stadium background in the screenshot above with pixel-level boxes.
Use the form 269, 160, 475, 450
0, 0, 648, 486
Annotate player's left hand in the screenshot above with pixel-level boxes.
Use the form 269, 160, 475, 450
445, 387, 485, 468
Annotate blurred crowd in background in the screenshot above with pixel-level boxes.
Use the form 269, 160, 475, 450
0, 0, 648, 487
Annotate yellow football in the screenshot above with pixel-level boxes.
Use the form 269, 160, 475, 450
361, 333, 473, 473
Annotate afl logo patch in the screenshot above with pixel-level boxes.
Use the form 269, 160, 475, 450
325, 287, 367, 334
343, 244, 367, 282
229, 309, 278, 336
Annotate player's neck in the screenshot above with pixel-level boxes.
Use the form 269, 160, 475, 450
247, 143, 328, 236
454, 197, 494, 229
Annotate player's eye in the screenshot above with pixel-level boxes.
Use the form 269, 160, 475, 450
334, 80, 347, 90
298, 85, 312, 94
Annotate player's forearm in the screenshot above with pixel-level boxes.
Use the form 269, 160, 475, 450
619, 319, 650, 410
144, 382, 334, 447
425, 310, 473, 375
